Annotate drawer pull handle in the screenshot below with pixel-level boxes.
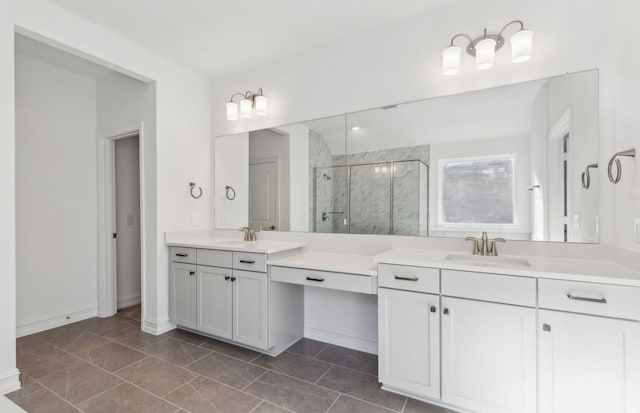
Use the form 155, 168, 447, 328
306, 277, 325, 282
394, 275, 419, 281
567, 294, 607, 304
176, 253, 189, 257
239, 260, 256, 264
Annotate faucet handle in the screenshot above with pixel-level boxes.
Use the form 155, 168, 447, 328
464, 237, 480, 255
488, 238, 506, 256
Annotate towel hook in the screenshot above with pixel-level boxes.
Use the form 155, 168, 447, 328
581, 163, 598, 189
189, 182, 203, 199
225, 185, 236, 200
607, 149, 636, 184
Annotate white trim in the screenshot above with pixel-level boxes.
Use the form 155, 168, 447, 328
97, 122, 145, 321
142, 319, 176, 336
16, 307, 97, 338
547, 109, 572, 242
117, 295, 141, 310
0, 369, 21, 396
304, 326, 377, 355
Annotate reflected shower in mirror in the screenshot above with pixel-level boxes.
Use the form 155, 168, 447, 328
213, 69, 599, 243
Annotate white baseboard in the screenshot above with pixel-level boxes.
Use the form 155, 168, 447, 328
142, 318, 176, 336
117, 295, 141, 309
0, 369, 20, 395
16, 307, 97, 338
304, 326, 378, 355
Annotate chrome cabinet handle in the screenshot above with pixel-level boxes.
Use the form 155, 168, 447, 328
394, 275, 419, 282
306, 277, 325, 282
176, 253, 188, 257
239, 259, 255, 264
567, 294, 607, 304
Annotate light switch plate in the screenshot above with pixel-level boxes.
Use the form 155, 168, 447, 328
634, 218, 640, 243
126, 214, 134, 226
192, 215, 199, 227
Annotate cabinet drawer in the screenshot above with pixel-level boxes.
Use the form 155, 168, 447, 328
170, 247, 196, 264
233, 252, 267, 272
441, 270, 536, 307
270, 266, 375, 294
378, 264, 439, 294
197, 249, 233, 268
538, 279, 640, 321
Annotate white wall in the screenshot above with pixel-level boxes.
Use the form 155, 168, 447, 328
15, 53, 98, 335
278, 124, 310, 232
214, 134, 249, 229
115, 135, 141, 308
1, 0, 211, 391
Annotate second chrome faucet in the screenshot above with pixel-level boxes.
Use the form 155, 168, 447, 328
239, 225, 273, 241
465, 232, 506, 256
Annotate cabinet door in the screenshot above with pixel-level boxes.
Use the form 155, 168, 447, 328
170, 262, 197, 329
441, 297, 536, 413
378, 288, 440, 399
232, 270, 268, 349
197, 266, 232, 339
539, 310, 640, 413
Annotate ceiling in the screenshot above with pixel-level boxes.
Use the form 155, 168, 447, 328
15, 34, 114, 79
45, 0, 455, 77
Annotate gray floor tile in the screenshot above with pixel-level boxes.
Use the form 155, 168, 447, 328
74, 317, 135, 337
169, 329, 212, 346
38, 361, 122, 405
55, 331, 110, 355
403, 398, 456, 413
286, 338, 328, 358
253, 352, 332, 383
143, 338, 211, 366
105, 328, 171, 349
244, 371, 339, 413
201, 339, 261, 362
77, 341, 147, 372
251, 401, 293, 413
316, 344, 378, 375
327, 395, 394, 413
165, 375, 261, 413
5, 374, 43, 401
115, 356, 196, 397
318, 366, 406, 411
78, 382, 178, 413
187, 352, 267, 390
17, 345, 80, 379
12, 388, 79, 413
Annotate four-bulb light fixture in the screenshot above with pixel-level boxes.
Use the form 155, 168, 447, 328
443, 20, 533, 76
226, 88, 268, 120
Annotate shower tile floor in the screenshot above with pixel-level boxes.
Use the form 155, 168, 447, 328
8, 305, 453, 413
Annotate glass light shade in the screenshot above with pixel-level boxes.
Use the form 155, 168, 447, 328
226, 101, 238, 121
255, 95, 268, 116
510, 29, 534, 63
240, 98, 253, 118
475, 38, 496, 70
442, 45, 461, 76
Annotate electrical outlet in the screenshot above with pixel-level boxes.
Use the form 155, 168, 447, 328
634, 218, 640, 243
572, 214, 580, 230
192, 215, 199, 227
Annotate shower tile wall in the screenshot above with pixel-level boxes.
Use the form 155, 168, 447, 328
309, 130, 341, 232
349, 163, 392, 234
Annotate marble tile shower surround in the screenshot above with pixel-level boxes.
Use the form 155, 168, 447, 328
309, 129, 338, 233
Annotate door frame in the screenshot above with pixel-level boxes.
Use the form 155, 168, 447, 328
547, 109, 571, 242
97, 122, 145, 318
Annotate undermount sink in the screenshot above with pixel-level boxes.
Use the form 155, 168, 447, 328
444, 254, 531, 268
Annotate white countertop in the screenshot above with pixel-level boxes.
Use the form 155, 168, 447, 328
166, 235, 305, 254
267, 252, 378, 276
374, 248, 640, 287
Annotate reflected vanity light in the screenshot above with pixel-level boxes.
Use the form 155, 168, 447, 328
443, 21, 533, 76
351, 126, 361, 131
226, 88, 268, 120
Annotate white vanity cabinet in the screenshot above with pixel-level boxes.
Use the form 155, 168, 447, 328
196, 265, 233, 339
538, 279, 640, 413
170, 261, 197, 329
378, 264, 441, 400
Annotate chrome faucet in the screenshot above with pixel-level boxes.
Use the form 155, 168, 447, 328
239, 227, 256, 241
465, 232, 506, 256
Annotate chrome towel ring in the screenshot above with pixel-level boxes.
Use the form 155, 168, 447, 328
607, 149, 636, 184
189, 182, 203, 199
581, 163, 598, 189
225, 185, 236, 200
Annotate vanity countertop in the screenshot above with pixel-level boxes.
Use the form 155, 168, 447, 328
374, 248, 640, 287
166, 235, 305, 254
267, 251, 378, 276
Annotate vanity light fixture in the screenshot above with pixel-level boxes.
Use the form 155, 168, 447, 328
226, 88, 268, 120
443, 20, 533, 76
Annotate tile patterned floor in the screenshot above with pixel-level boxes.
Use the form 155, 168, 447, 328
8, 305, 454, 413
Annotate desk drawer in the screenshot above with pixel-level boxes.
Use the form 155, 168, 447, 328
442, 270, 536, 307
233, 252, 267, 272
270, 266, 374, 294
538, 279, 640, 320
171, 247, 196, 264
378, 264, 439, 294
197, 249, 232, 268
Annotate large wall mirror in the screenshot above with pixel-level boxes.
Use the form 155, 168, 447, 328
214, 69, 599, 243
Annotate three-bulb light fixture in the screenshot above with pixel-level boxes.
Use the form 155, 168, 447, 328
443, 20, 533, 76
226, 88, 268, 120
